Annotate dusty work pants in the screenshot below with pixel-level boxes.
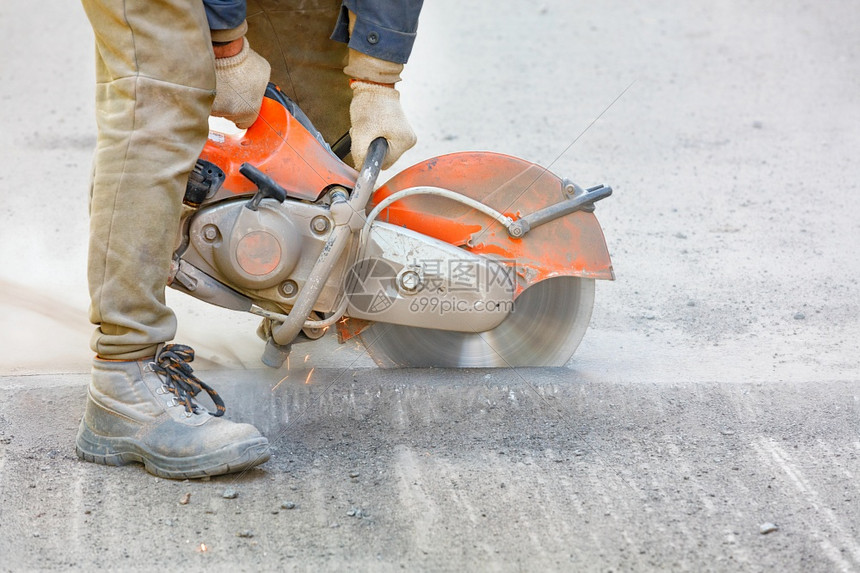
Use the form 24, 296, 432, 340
83, 0, 351, 359
83, 0, 216, 360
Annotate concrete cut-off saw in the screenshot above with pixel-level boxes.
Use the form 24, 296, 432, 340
171, 85, 615, 368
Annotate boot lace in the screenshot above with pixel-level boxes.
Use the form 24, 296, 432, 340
152, 344, 226, 417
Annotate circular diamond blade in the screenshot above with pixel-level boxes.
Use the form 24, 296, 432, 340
359, 277, 595, 368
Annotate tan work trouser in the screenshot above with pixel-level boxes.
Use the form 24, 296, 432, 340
83, 0, 350, 359
83, 0, 216, 360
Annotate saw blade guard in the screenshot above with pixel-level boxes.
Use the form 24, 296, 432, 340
366, 152, 614, 294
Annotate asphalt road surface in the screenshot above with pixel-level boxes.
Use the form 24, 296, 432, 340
1, 1, 858, 571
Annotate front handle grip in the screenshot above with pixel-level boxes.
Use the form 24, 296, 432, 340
361, 137, 389, 174
348, 137, 389, 210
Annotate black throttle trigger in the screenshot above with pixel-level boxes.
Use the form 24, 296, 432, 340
184, 159, 225, 208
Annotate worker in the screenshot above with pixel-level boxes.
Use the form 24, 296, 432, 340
75, 0, 423, 478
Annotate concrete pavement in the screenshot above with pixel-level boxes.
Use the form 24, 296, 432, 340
1, 0, 858, 570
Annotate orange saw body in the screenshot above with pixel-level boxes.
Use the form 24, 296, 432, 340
174, 85, 615, 368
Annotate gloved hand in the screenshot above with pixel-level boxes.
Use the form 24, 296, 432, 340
349, 79, 417, 170
343, 9, 416, 169
212, 38, 271, 129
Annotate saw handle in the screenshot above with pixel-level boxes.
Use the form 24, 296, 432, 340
268, 137, 388, 349
240, 162, 288, 211
350, 137, 389, 209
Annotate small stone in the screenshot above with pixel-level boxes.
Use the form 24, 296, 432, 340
222, 488, 239, 499
686, 300, 696, 307
793, 312, 806, 320
759, 522, 778, 534
674, 232, 687, 239
237, 530, 254, 538
179, 492, 191, 505
281, 501, 297, 510
349, 471, 360, 479
720, 429, 736, 436
347, 508, 356, 517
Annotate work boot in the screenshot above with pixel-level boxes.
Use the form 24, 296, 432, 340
76, 344, 270, 479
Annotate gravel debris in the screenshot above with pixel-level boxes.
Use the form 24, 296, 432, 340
222, 488, 239, 499
179, 492, 191, 505
759, 522, 779, 535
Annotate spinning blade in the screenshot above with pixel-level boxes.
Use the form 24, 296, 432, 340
359, 277, 595, 368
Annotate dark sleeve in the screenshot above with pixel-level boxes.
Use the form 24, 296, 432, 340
330, 0, 424, 64
202, 0, 246, 31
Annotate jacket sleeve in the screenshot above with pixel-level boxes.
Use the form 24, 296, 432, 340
202, 0, 246, 32
331, 0, 424, 64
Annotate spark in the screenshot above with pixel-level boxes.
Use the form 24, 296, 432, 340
272, 374, 289, 392
304, 367, 315, 385
197, 543, 208, 553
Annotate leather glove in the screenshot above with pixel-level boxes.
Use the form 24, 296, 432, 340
349, 79, 417, 170
212, 39, 271, 129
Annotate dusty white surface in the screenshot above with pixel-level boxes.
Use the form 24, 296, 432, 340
1, 1, 859, 571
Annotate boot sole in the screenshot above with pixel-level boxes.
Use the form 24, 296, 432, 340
75, 420, 271, 480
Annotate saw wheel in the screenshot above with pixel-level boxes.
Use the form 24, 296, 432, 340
358, 277, 595, 368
